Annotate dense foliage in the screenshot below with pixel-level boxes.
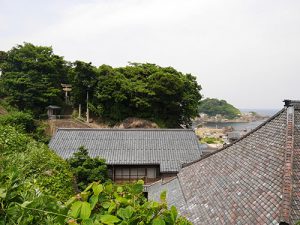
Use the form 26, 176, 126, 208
88, 63, 202, 127
0, 167, 69, 224
0, 111, 35, 133
0, 43, 202, 127
64, 181, 192, 224
0, 109, 50, 143
1, 178, 191, 224
0, 125, 73, 223
198, 98, 241, 119
0, 126, 74, 201
0, 43, 69, 114
68, 147, 109, 191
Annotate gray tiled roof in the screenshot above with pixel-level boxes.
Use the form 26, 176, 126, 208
148, 101, 300, 225
147, 178, 187, 213
49, 128, 203, 172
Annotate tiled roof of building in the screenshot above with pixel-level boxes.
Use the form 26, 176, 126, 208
49, 128, 203, 173
148, 100, 300, 225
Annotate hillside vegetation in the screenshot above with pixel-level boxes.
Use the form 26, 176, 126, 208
0, 43, 202, 127
198, 98, 241, 119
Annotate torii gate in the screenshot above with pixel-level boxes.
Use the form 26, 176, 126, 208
61, 83, 72, 104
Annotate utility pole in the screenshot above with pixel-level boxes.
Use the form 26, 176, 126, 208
86, 85, 90, 123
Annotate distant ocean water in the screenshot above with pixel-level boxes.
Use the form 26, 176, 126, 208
203, 120, 265, 132
239, 109, 280, 117
197, 109, 281, 132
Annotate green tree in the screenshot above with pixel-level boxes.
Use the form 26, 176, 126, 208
68, 146, 109, 191
0, 43, 69, 114
198, 98, 241, 119
69, 61, 98, 110
91, 63, 202, 127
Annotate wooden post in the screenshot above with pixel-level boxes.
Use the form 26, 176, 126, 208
78, 104, 81, 118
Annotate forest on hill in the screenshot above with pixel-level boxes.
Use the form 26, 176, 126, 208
198, 98, 241, 119
0, 43, 202, 128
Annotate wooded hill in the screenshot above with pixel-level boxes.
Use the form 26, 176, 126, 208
198, 98, 241, 119
0, 43, 202, 128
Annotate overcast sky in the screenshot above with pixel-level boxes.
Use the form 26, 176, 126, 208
1, 0, 300, 109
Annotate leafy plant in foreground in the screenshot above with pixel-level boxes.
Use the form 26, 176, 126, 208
65, 181, 192, 225
1, 177, 192, 224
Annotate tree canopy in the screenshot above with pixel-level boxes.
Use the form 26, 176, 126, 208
0, 43, 69, 114
90, 63, 202, 127
198, 98, 241, 119
0, 43, 202, 127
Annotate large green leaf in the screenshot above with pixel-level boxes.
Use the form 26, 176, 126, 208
89, 195, 99, 210
116, 186, 123, 193
99, 215, 121, 224
70, 201, 82, 218
152, 218, 166, 225
80, 202, 92, 220
108, 202, 116, 213
93, 184, 103, 196
102, 201, 111, 209
117, 206, 134, 220
66, 197, 76, 207
82, 218, 94, 225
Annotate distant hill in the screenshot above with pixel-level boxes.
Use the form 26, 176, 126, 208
198, 98, 241, 119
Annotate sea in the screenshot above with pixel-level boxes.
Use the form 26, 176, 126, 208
195, 109, 280, 132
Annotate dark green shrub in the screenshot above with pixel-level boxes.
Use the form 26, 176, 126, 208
0, 125, 30, 154
0, 111, 50, 143
0, 126, 74, 201
67, 146, 109, 191
0, 111, 35, 133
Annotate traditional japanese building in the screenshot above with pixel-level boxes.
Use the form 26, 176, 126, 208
49, 128, 203, 184
148, 100, 300, 225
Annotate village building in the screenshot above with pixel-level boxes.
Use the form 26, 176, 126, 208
46, 105, 61, 119
49, 128, 203, 184
147, 100, 300, 225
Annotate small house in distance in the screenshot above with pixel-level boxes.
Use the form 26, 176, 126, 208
46, 105, 61, 119
49, 128, 203, 184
